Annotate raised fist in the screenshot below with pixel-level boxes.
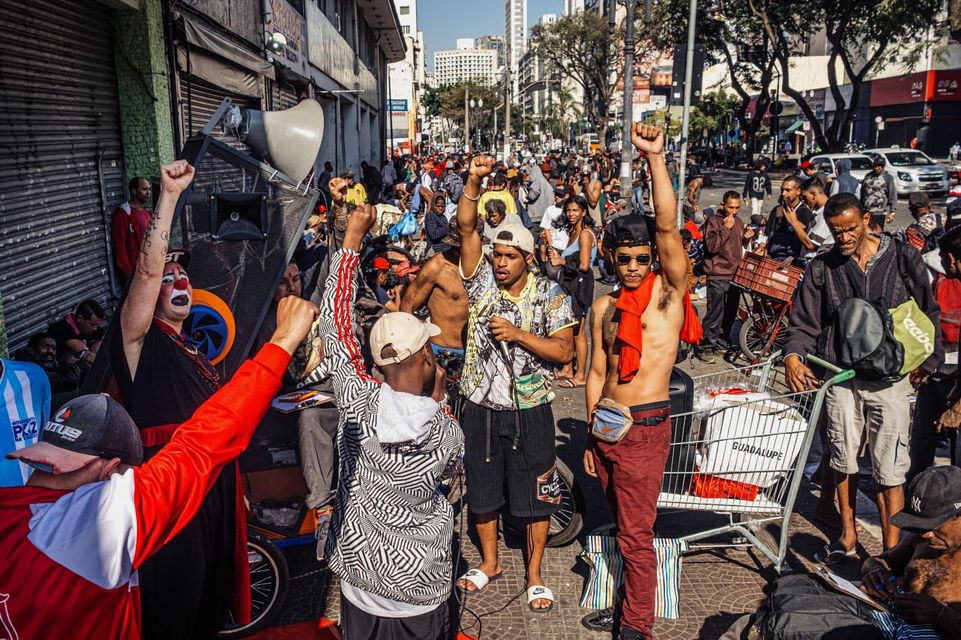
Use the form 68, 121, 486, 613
160, 160, 195, 195
328, 177, 349, 204
631, 123, 665, 156
468, 156, 496, 181
271, 296, 320, 356
346, 203, 377, 237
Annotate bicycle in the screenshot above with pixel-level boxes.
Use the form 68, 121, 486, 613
732, 253, 804, 363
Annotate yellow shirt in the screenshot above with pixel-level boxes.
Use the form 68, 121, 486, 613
346, 183, 368, 206
477, 189, 517, 218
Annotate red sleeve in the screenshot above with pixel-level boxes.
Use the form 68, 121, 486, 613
131, 344, 290, 567
111, 208, 135, 278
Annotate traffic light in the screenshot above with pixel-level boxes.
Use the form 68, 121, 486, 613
671, 44, 705, 106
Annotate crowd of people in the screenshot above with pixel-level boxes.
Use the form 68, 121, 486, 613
2, 120, 961, 640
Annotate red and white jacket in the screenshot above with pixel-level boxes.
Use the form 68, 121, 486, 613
0, 344, 289, 640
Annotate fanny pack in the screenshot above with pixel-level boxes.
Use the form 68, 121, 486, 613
591, 399, 635, 443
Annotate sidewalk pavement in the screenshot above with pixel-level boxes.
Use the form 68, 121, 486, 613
272, 346, 885, 639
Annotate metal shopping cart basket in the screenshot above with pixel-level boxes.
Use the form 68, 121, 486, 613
657, 355, 854, 573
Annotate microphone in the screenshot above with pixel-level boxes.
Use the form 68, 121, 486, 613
498, 339, 511, 362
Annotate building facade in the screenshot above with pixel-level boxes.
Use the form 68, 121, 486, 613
388, 0, 423, 154
433, 47, 499, 86
505, 0, 527, 102
0, 0, 403, 352
476, 35, 506, 70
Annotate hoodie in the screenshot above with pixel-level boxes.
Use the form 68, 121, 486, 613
832, 158, 860, 196
319, 248, 464, 616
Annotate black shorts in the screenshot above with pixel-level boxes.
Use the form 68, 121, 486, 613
461, 400, 561, 518
340, 592, 450, 640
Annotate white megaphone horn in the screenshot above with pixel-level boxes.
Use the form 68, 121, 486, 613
224, 99, 324, 184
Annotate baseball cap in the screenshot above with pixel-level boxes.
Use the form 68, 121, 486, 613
165, 249, 190, 269
891, 466, 961, 533
7, 394, 144, 474
553, 185, 569, 198
602, 214, 655, 253
372, 256, 390, 270
370, 312, 441, 366
800, 160, 813, 170
491, 223, 535, 254
872, 156, 886, 167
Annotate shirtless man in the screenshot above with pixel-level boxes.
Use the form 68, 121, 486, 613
399, 218, 476, 390
583, 124, 700, 640
860, 466, 961, 637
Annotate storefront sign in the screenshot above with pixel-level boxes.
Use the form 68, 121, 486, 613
266, 0, 307, 77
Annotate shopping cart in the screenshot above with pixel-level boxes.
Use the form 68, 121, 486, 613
657, 355, 854, 573
732, 252, 804, 362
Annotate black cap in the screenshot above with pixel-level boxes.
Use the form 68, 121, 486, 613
7, 395, 144, 474
554, 185, 569, 198
602, 214, 655, 253
164, 249, 190, 269
873, 156, 886, 167
891, 466, 961, 533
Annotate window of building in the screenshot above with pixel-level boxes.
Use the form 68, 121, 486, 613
402, 24, 410, 34
399, 5, 410, 14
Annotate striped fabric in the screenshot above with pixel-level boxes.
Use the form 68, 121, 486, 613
579, 533, 687, 620
0, 360, 50, 487
871, 611, 939, 640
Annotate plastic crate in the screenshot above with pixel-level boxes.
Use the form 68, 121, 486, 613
732, 253, 803, 302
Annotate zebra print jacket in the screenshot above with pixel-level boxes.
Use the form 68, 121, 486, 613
320, 248, 464, 607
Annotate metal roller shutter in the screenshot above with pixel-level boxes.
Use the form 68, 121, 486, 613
179, 73, 261, 145
270, 80, 301, 112
0, 0, 123, 350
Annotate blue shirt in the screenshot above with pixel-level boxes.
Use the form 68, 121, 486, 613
0, 360, 51, 487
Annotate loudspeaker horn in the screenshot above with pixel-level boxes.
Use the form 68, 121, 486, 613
230, 99, 324, 183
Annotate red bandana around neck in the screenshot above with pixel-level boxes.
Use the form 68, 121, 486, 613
614, 271, 703, 383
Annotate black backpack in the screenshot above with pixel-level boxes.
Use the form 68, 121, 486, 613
754, 574, 882, 640
810, 241, 912, 379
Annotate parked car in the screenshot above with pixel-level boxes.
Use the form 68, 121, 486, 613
863, 147, 949, 196
807, 153, 875, 185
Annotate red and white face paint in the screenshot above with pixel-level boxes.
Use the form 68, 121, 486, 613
156, 263, 193, 323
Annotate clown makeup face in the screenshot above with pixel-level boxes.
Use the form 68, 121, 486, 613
157, 263, 192, 324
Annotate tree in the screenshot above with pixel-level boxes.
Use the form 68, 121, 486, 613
741, 0, 940, 151
531, 11, 616, 148
657, 0, 781, 157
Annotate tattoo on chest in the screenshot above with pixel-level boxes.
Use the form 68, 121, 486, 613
602, 301, 618, 349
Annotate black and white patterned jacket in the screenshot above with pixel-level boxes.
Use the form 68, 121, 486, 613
320, 248, 464, 607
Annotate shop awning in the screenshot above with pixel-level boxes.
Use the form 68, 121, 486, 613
784, 119, 806, 134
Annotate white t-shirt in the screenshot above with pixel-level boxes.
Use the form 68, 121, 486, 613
539, 205, 570, 250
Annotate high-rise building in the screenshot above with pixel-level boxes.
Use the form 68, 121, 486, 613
505, 0, 527, 102
433, 48, 499, 86
539, 13, 557, 26
388, 1, 422, 153
564, 0, 586, 14
456, 38, 475, 50
476, 35, 506, 69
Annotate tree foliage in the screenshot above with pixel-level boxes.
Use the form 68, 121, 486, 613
531, 11, 616, 147
660, 0, 941, 152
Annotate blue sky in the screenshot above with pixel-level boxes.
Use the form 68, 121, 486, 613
419, 0, 563, 71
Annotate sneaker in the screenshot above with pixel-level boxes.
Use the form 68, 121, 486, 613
581, 607, 615, 632
697, 350, 717, 364
620, 627, 650, 640
314, 506, 333, 561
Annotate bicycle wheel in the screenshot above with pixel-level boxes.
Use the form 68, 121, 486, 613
217, 533, 289, 638
502, 458, 584, 548
738, 314, 788, 361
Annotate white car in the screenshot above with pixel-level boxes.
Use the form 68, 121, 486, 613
807, 153, 875, 184
863, 148, 949, 196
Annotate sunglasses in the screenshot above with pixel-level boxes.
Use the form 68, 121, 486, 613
615, 254, 652, 266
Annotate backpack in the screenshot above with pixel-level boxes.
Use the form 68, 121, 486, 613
811, 241, 936, 379
754, 574, 882, 640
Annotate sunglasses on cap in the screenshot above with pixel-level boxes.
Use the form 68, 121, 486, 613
615, 254, 653, 266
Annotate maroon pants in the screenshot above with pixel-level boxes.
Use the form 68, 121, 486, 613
591, 420, 671, 637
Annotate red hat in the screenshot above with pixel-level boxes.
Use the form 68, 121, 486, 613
372, 257, 390, 270
800, 160, 813, 170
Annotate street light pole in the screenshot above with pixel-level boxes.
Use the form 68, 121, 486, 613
674, 0, 698, 226
619, 0, 637, 201
465, 87, 470, 153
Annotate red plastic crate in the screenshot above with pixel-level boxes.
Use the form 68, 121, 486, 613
732, 252, 803, 302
